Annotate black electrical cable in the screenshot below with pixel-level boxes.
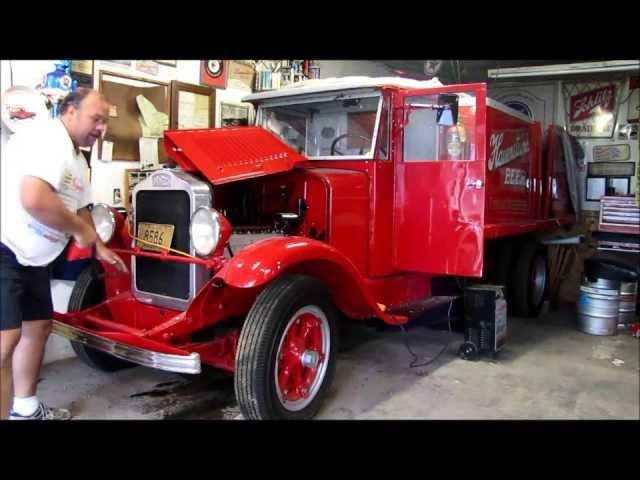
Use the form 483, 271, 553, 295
400, 299, 458, 368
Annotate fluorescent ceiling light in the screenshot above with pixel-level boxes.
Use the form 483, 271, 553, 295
488, 60, 640, 78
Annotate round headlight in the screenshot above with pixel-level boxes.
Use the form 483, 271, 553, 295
189, 207, 221, 257
91, 203, 116, 243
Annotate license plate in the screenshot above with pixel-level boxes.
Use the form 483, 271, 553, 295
136, 223, 175, 252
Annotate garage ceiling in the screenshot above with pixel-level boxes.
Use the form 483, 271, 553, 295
378, 60, 608, 83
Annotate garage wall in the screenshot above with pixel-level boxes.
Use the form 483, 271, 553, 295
488, 81, 560, 133
3, 60, 394, 205
89, 61, 259, 204
555, 78, 638, 212
489, 75, 639, 215
1, 60, 255, 205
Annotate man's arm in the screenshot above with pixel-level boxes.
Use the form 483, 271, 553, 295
78, 207, 128, 273
20, 176, 97, 247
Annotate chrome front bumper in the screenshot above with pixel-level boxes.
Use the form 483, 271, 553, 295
52, 321, 201, 374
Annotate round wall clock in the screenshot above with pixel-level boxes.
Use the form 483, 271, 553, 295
206, 60, 223, 78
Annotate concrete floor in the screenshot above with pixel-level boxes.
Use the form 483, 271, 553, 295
36, 306, 639, 420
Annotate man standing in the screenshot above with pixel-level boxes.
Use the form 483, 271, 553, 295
1, 88, 128, 420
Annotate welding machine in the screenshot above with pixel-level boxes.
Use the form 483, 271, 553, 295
459, 285, 507, 361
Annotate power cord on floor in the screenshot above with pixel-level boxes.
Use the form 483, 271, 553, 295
400, 299, 459, 369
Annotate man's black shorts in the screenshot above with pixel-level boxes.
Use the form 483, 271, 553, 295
0, 242, 53, 331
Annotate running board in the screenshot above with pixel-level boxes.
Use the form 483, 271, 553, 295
385, 296, 459, 318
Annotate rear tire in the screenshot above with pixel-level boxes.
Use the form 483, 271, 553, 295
68, 262, 134, 372
235, 275, 338, 420
510, 242, 549, 317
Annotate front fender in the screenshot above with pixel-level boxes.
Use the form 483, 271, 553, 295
214, 236, 406, 324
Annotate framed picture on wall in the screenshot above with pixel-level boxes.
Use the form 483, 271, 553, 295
70, 60, 94, 88
71, 60, 93, 76
135, 60, 159, 76
201, 60, 228, 89
227, 61, 255, 91
220, 102, 250, 127
101, 60, 133, 68
98, 70, 170, 162
170, 81, 216, 129
610, 177, 630, 196
586, 177, 606, 201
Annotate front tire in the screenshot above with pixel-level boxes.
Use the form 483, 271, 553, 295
68, 262, 134, 372
235, 275, 338, 420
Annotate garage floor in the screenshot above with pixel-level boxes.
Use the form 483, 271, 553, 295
36, 307, 639, 420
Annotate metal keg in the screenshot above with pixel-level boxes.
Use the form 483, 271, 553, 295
577, 280, 620, 336
618, 281, 638, 329
587, 278, 619, 290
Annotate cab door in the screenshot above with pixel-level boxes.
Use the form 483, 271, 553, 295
392, 84, 487, 277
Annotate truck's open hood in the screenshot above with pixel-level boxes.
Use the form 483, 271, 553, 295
163, 127, 307, 185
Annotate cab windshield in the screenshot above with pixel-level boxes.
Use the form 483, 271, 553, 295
258, 93, 382, 159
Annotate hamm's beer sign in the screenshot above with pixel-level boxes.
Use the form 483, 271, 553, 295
568, 85, 618, 138
488, 129, 530, 171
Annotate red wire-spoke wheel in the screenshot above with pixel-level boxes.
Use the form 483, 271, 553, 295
274, 306, 331, 411
235, 275, 338, 420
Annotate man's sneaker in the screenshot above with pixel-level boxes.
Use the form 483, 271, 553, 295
9, 402, 71, 420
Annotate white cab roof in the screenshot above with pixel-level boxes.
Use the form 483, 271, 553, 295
243, 75, 533, 124
242, 76, 445, 102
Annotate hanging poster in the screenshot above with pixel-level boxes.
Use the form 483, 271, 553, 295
567, 84, 618, 138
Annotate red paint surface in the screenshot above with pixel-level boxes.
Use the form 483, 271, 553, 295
392, 83, 487, 277
164, 127, 306, 184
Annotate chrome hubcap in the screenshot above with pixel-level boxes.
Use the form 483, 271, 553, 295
301, 350, 320, 369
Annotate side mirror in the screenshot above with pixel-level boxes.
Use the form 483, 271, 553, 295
436, 94, 459, 126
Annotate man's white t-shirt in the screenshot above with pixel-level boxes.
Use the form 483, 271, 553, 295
1, 119, 92, 266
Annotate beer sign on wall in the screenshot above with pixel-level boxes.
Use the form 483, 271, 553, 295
567, 84, 619, 138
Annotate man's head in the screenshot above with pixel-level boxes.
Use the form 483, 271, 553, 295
59, 88, 109, 148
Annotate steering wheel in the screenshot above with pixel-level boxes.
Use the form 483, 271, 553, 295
330, 134, 372, 156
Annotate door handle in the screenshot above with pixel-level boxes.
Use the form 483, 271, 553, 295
465, 179, 484, 189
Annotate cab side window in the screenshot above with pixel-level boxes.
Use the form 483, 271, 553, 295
403, 93, 477, 162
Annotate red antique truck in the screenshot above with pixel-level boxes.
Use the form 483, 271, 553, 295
52, 77, 575, 419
